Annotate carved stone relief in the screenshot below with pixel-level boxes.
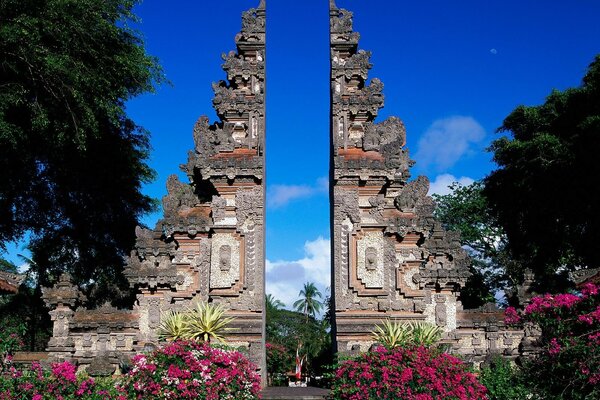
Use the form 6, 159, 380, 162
210, 232, 242, 290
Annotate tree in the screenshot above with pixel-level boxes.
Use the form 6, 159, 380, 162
433, 181, 520, 306
0, 0, 163, 304
265, 308, 331, 377
293, 282, 323, 319
266, 294, 285, 313
484, 55, 600, 290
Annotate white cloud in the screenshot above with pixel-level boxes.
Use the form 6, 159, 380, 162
266, 237, 330, 310
428, 173, 475, 196
267, 177, 328, 208
415, 116, 486, 171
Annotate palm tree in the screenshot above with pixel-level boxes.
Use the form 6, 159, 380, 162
266, 294, 285, 313
293, 282, 323, 320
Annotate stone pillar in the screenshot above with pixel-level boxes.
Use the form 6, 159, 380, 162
42, 273, 83, 362
329, 2, 471, 354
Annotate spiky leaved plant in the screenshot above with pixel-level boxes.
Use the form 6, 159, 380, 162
157, 310, 188, 342
371, 319, 412, 349
183, 302, 235, 343
407, 321, 443, 347
371, 319, 443, 348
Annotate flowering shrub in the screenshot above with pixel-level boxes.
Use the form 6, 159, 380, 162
329, 345, 487, 400
504, 282, 600, 399
266, 342, 292, 386
0, 316, 25, 359
118, 340, 260, 399
0, 361, 121, 399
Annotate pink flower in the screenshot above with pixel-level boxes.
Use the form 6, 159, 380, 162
504, 306, 521, 324
548, 338, 561, 356
581, 283, 599, 297
51, 361, 77, 383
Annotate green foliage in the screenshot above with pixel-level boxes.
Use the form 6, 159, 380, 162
433, 181, 517, 306
156, 310, 187, 342
479, 357, 531, 400
266, 342, 293, 386
156, 303, 235, 343
0, 285, 51, 352
293, 282, 323, 319
484, 55, 600, 289
0, 258, 17, 273
266, 294, 285, 313
0, 0, 163, 305
0, 315, 26, 356
266, 303, 331, 377
371, 319, 443, 348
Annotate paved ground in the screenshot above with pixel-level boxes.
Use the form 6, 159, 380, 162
261, 386, 330, 399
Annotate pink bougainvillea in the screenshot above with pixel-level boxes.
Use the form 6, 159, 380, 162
0, 360, 120, 399
329, 345, 487, 400
0, 341, 260, 400
504, 283, 600, 399
118, 340, 261, 400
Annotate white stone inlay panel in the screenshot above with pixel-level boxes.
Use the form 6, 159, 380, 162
356, 230, 384, 288
210, 233, 241, 289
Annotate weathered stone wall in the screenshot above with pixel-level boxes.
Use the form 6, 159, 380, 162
329, 0, 522, 363
42, 1, 267, 381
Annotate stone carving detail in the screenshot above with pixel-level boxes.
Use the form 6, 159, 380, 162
163, 175, 197, 216
43, 1, 266, 383
394, 176, 430, 212
363, 117, 406, 151
0, 270, 25, 294
334, 187, 360, 223
219, 245, 233, 271
330, 8, 354, 34
236, 186, 263, 225
435, 295, 447, 328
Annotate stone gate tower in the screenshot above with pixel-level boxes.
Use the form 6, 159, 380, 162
43, 0, 267, 381
329, 0, 473, 354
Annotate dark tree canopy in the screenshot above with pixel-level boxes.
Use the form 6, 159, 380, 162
485, 55, 600, 289
0, 0, 163, 304
433, 181, 510, 307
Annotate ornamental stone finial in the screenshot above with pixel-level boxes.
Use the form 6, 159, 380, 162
330, 0, 338, 10
258, 0, 266, 9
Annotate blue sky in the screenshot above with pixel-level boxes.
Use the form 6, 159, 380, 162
5, 0, 600, 308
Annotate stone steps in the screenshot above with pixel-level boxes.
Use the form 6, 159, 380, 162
261, 387, 330, 400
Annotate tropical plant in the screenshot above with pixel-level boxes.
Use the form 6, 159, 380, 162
409, 321, 444, 346
266, 294, 285, 313
371, 319, 443, 348
504, 282, 600, 399
182, 302, 235, 343
266, 308, 332, 378
329, 346, 487, 399
156, 310, 188, 342
293, 282, 323, 319
371, 319, 412, 348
